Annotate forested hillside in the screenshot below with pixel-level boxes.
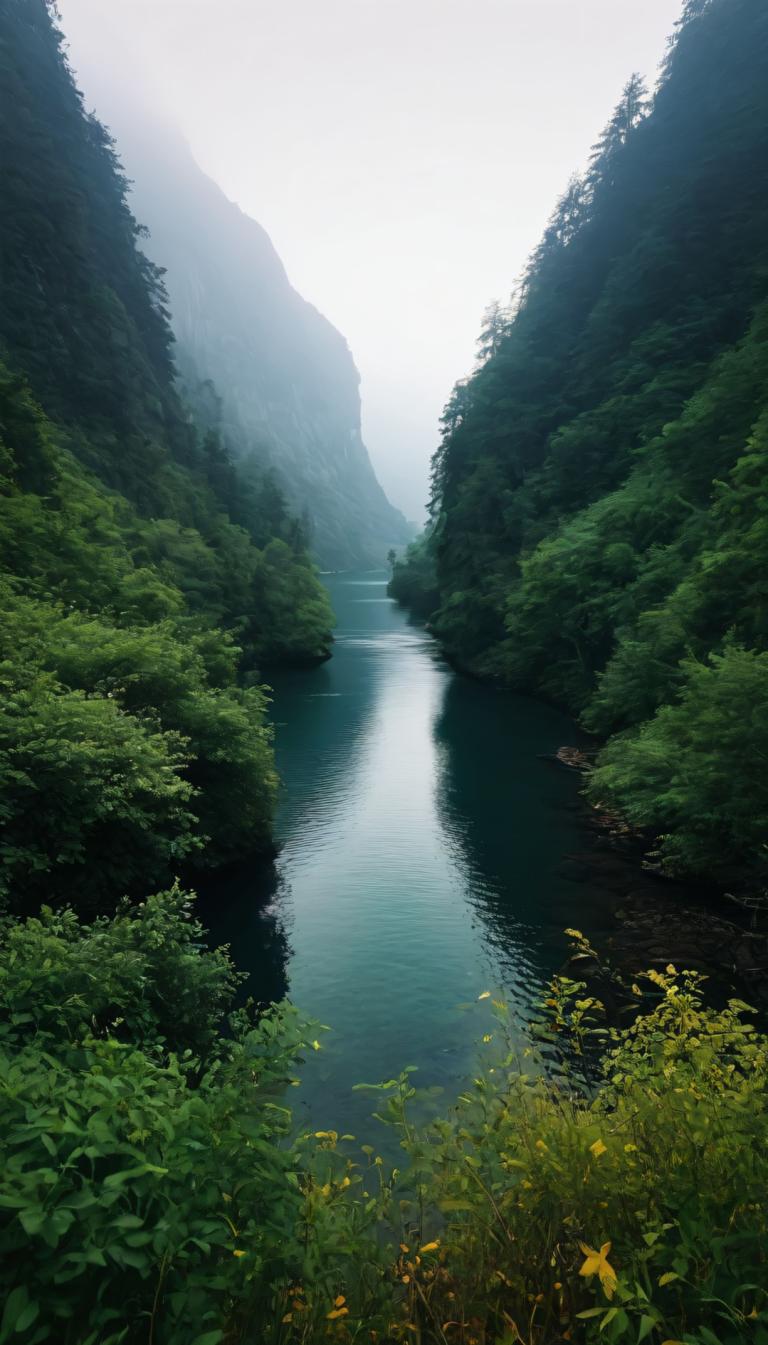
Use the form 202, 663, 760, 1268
64, 103, 413, 570
0, 0, 333, 908
393, 0, 768, 890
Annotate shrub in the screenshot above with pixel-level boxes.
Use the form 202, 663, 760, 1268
588, 645, 768, 884
2, 908, 768, 1345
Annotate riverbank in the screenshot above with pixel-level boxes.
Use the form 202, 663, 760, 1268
548, 748, 768, 1007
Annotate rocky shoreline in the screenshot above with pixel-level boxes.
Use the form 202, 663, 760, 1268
548, 746, 768, 1009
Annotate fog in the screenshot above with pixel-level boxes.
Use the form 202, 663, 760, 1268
57, 0, 683, 522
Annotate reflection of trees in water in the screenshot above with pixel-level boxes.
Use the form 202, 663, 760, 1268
433, 677, 591, 984
196, 577, 408, 1006
269, 651, 385, 851
195, 859, 290, 1005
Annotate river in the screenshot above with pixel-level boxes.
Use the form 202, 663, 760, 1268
204, 571, 607, 1133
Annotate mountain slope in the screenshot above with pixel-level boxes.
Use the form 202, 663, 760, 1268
74, 108, 413, 570
393, 0, 768, 888
0, 0, 333, 908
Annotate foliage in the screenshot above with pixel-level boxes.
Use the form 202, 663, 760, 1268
388, 531, 440, 618
0, 891, 318, 1345
0, 668, 198, 909
588, 645, 768, 884
0, 886, 238, 1056
395, 0, 768, 885
2, 908, 767, 1345
0, 2, 334, 907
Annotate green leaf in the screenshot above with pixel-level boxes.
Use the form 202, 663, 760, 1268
0, 1287, 29, 1342
14, 1302, 39, 1335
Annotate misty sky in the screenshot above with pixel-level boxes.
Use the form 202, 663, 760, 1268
58, 0, 683, 522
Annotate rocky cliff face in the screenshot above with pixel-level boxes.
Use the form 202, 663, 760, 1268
103, 116, 412, 569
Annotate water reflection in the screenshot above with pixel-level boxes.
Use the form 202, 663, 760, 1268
200, 859, 289, 1005
200, 572, 596, 1131
433, 677, 593, 997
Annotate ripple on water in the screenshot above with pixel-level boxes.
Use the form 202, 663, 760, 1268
202, 570, 593, 1131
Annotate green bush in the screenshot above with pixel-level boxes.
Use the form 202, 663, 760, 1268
2, 907, 767, 1345
0, 891, 317, 1345
0, 674, 198, 908
0, 593, 279, 874
588, 645, 768, 884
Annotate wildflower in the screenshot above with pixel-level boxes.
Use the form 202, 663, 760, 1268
327, 1307, 349, 1320
232, 1249, 246, 1259
334, 1296, 346, 1308
579, 1241, 617, 1299
590, 1138, 607, 1159
419, 1240, 440, 1254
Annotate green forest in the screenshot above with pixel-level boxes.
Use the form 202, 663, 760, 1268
0, 0, 333, 911
2, 1, 768, 1343
392, 0, 768, 891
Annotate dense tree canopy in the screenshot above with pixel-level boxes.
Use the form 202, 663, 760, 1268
0, 0, 334, 908
392, 0, 768, 888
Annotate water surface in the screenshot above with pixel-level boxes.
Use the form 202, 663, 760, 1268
205, 572, 602, 1130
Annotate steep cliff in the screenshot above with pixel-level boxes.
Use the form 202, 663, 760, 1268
92, 113, 412, 570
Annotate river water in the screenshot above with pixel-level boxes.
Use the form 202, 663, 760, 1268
205, 571, 603, 1132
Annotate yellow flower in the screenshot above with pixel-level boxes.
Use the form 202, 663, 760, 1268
327, 1306, 349, 1320
419, 1240, 440, 1254
579, 1241, 617, 1299
311, 1039, 322, 1051
482, 1033, 493, 1043
232, 1249, 246, 1259
535, 1139, 548, 1151
590, 1138, 607, 1159
334, 1295, 346, 1308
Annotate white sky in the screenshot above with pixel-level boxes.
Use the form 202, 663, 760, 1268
58, 0, 683, 521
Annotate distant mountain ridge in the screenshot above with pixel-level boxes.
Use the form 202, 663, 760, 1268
94, 112, 412, 570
